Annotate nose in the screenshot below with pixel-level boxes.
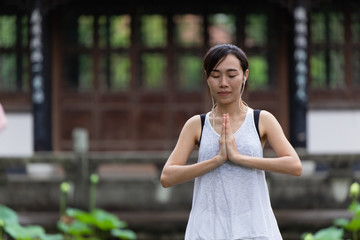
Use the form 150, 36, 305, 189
219, 75, 229, 87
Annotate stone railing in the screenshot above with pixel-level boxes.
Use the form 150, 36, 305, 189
0, 151, 176, 211
0, 151, 359, 209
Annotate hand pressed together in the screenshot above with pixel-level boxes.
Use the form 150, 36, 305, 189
218, 113, 241, 163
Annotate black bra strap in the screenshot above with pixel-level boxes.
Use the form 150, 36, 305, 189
200, 111, 261, 144
254, 109, 261, 139
199, 114, 206, 145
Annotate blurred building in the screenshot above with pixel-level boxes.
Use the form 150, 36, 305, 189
0, 0, 359, 155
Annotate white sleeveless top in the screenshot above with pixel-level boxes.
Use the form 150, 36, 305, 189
185, 108, 282, 240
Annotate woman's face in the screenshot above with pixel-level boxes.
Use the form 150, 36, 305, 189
207, 54, 249, 105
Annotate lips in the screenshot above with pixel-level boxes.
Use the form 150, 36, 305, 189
218, 91, 231, 97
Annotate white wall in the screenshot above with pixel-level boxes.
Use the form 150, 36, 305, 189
0, 113, 33, 157
307, 109, 360, 154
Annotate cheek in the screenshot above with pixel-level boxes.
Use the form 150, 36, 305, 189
230, 79, 243, 91
207, 79, 217, 88
206, 80, 215, 94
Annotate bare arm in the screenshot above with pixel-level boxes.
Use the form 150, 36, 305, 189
226, 111, 302, 176
160, 115, 226, 188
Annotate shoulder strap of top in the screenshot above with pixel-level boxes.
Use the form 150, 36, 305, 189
200, 111, 261, 143
253, 109, 261, 139
199, 114, 206, 145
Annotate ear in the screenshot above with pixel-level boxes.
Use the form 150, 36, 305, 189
244, 69, 249, 80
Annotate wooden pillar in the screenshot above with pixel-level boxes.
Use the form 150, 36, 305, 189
290, 0, 308, 148
31, 0, 52, 151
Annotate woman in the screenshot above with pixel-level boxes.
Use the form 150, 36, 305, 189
160, 44, 302, 240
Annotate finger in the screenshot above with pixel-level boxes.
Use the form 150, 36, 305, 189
218, 114, 225, 142
221, 115, 226, 140
225, 114, 233, 136
224, 114, 238, 161
218, 119, 227, 161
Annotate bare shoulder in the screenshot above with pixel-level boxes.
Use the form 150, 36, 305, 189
183, 114, 202, 130
180, 114, 203, 144
258, 110, 283, 136
166, 114, 203, 167
259, 110, 277, 122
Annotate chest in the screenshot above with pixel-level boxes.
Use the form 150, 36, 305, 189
209, 115, 246, 135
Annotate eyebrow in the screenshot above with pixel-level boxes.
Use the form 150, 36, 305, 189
211, 68, 239, 73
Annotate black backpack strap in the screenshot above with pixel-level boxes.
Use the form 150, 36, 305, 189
253, 109, 261, 139
199, 114, 206, 145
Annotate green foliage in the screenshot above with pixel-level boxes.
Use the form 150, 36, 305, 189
0, 174, 136, 240
5, 223, 45, 240
90, 173, 99, 185
245, 14, 267, 46
60, 182, 70, 216
55, 173, 136, 240
78, 16, 93, 47
142, 53, 166, 90
303, 181, 360, 240
111, 229, 137, 240
141, 15, 167, 48
0, 205, 63, 240
350, 183, 360, 200
57, 219, 93, 236
0, 205, 18, 225
0, 205, 136, 240
248, 56, 268, 90
57, 207, 136, 240
178, 54, 202, 90
60, 182, 70, 193
63, 208, 127, 231
0, 15, 16, 47
302, 227, 344, 240
90, 209, 127, 231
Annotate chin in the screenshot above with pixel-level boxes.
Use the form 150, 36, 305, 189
217, 99, 235, 106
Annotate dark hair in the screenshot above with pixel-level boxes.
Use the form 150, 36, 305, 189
203, 44, 249, 79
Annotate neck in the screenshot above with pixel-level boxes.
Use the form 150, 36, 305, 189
213, 100, 247, 117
